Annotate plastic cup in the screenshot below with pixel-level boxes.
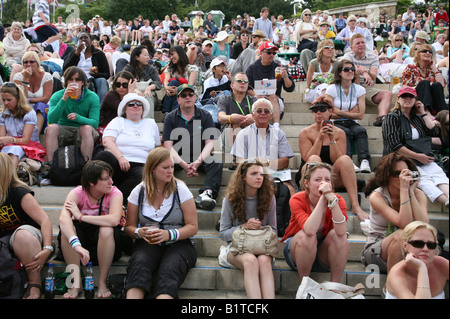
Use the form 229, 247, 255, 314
145, 222, 159, 244
69, 84, 80, 99
275, 67, 282, 81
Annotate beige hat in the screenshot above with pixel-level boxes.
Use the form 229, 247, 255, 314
117, 93, 150, 118
251, 29, 266, 38
214, 31, 230, 42
415, 31, 428, 40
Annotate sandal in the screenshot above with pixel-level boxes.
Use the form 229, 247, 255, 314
22, 283, 42, 299
373, 115, 385, 127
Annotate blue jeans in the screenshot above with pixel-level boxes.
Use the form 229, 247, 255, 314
162, 79, 181, 113
94, 78, 109, 104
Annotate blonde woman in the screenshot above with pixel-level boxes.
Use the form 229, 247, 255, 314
0, 153, 53, 299
0, 83, 45, 167
294, 9, 319, 53
13, 51, 53, 135
386, 221, 448, 299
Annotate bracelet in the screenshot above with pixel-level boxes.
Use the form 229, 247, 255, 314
332, 216, 346, 224
79, 214, 84, 223
13, 137, 17, 144
118, 155, 124, 160
69, 236, 81, 248
400, 198, 411, 206
327, 196, 339, 209
329, 141, 336, 145
228, 115, 232, 124
417, 286, 430, 289
168, 229, 180, 241
43, 245, 54, 252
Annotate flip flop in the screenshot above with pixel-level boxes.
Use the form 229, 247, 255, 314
22, 283, 42, 299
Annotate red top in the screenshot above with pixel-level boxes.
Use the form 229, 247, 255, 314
281, 191, 347, 242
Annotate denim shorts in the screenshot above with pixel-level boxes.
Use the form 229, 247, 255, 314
283, 236, 330, 273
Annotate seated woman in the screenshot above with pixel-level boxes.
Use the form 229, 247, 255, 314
325, 59, 371, 173
382, 87, 449, 206
98, 70, 136, 135
95, 93, 160, 204
219, 159, 277, 299
361, 153, 429, 274
387, 34, 410, 61
282, 162, 349, 283
58, 160, 124, 299
296, 96, 369, 221
162, 46, 198, 113
304, 39, 338, 103
0, 153, 53, 299
124, 147, 198, 299
0, 83, 45, 168
402, 43, 448, 115
386, 221, 448, 299
13, 51, 53, 136
124, 45, 162, 119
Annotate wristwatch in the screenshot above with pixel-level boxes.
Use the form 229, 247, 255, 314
43, 245, 54, 252
304, 88, 310, 94
134, 228, 141, 239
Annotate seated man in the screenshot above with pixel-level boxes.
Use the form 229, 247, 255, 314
162, 84, 223, 211
45, 66, 100, 163
246, 41, 295, 126
343, 33, 393, 126
231, 98, 296, 195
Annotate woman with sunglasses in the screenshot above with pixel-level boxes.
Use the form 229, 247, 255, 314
94, 93, 160, 205
124, 45, 162, 118
382, 87, 448, 207
304, 39, 338, 103
297, 96, 369, 221
219, 159, 277, 299
0, 83, 45, 167
335, 15, 363, 52
385, 221, 448, 299
402, 43, 447, 115
361, 153, 428, 274
387, 34, 410, 61
282, 162, 349, 283
231, 29, 251, 60
325, 59, 371, 174
294, 9, 319, 53
12, 51, 52, 136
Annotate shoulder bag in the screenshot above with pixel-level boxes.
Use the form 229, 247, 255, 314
229, 225, 278, 258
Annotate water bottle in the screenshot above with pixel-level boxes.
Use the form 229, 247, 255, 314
84, 262, 95, 299
44, 263, 55, 299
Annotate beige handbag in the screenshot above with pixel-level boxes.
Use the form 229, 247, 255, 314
230, 225, 278, 258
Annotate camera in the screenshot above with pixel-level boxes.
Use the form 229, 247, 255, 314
322, 120, 332, 126
411, 171, 420, 181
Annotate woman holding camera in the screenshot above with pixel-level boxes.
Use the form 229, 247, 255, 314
382, 87, 449, 206
361, 153, 429, 274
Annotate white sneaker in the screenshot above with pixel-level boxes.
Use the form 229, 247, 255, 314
195, 189, 216, 211
353, 163, 360, 173
360, 159, 371, 173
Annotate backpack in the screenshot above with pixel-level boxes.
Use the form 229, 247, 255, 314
0, 236, 27, 299
48, 145, 85, 186
273, 179, 292, 237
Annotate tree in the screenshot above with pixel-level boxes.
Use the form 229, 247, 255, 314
2, 0, 28, 24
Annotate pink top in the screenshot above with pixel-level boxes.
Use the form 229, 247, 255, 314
72, 185, 122, 216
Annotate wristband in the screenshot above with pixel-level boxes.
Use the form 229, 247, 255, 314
69, 236, 81, 248
228, 115, 232, 124
329, 141, 336, 145
134, 228, 141, 239
327, 196, 339, 209
43, 245, 54, 252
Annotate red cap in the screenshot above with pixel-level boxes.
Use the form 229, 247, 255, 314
259, 42, 279, 52
398, 86, 417, 97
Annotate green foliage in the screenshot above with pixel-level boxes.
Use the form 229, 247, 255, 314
1, 0, 29, 24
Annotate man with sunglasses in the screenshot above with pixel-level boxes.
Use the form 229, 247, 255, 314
246, 42, 295, 126
344, 33, 393, 126
231, 98, 296, 195
162, 84, 222, 211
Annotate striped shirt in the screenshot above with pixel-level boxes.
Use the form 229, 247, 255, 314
343, 51, 379, 85
381, 109, 440, 155
32, 0, 50, 29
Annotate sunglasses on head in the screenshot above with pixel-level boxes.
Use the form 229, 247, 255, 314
311, 106, 330, 113
255, 108, 271, 114
420, 49, 433, 54
127, 101, 143, 107
408, 240, 438, 250
235, 79, 249, 83
114, 82, 129, 88
342, 67, 355, 73
179, 92, 195, 98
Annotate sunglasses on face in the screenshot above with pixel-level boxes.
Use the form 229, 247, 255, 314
349, 20, 356, 22
235, 79, 249, 83
255, 108, 271, 114
342, 67, 355, 73
263, 50, 277, 55
400, 93, 415, 99
304, 14, 311, 16
379, 57, 388, 60
179, 92, 195, 98
395, 39, 403, 42
311, 106, 330, 113
408, 240, 438, 250
323, 46, 334, 50
23, 60, 37, 65
420, 50, 433, 54
127, 102, 143, 107
114, 82, 129, 88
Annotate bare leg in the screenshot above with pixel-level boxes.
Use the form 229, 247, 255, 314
79, 125, 95, 162
289, 230, 317, 282
96, 227, 115, 298
228, 252, 264, 299
45, 124, 60, 162
317, 229, 349, 282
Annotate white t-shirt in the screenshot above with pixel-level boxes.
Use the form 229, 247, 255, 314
140, 25, 153, 37
127, 180, 193, 222
103, 117, 161, 163
326, 83, 366, 123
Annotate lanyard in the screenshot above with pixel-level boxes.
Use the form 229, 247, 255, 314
234, 96, 251, 115
339, 84, 353, 111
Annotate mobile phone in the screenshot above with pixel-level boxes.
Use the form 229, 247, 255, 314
322, 120, 332, 126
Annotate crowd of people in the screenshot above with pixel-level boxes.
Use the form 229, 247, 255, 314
0, 1, 449, 300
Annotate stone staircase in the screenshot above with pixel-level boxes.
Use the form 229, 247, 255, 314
33, 83, 449, 299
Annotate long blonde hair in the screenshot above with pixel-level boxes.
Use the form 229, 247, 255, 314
0, 153, 30, 204
0, 83, 33, 118
142, 147, 177, 204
